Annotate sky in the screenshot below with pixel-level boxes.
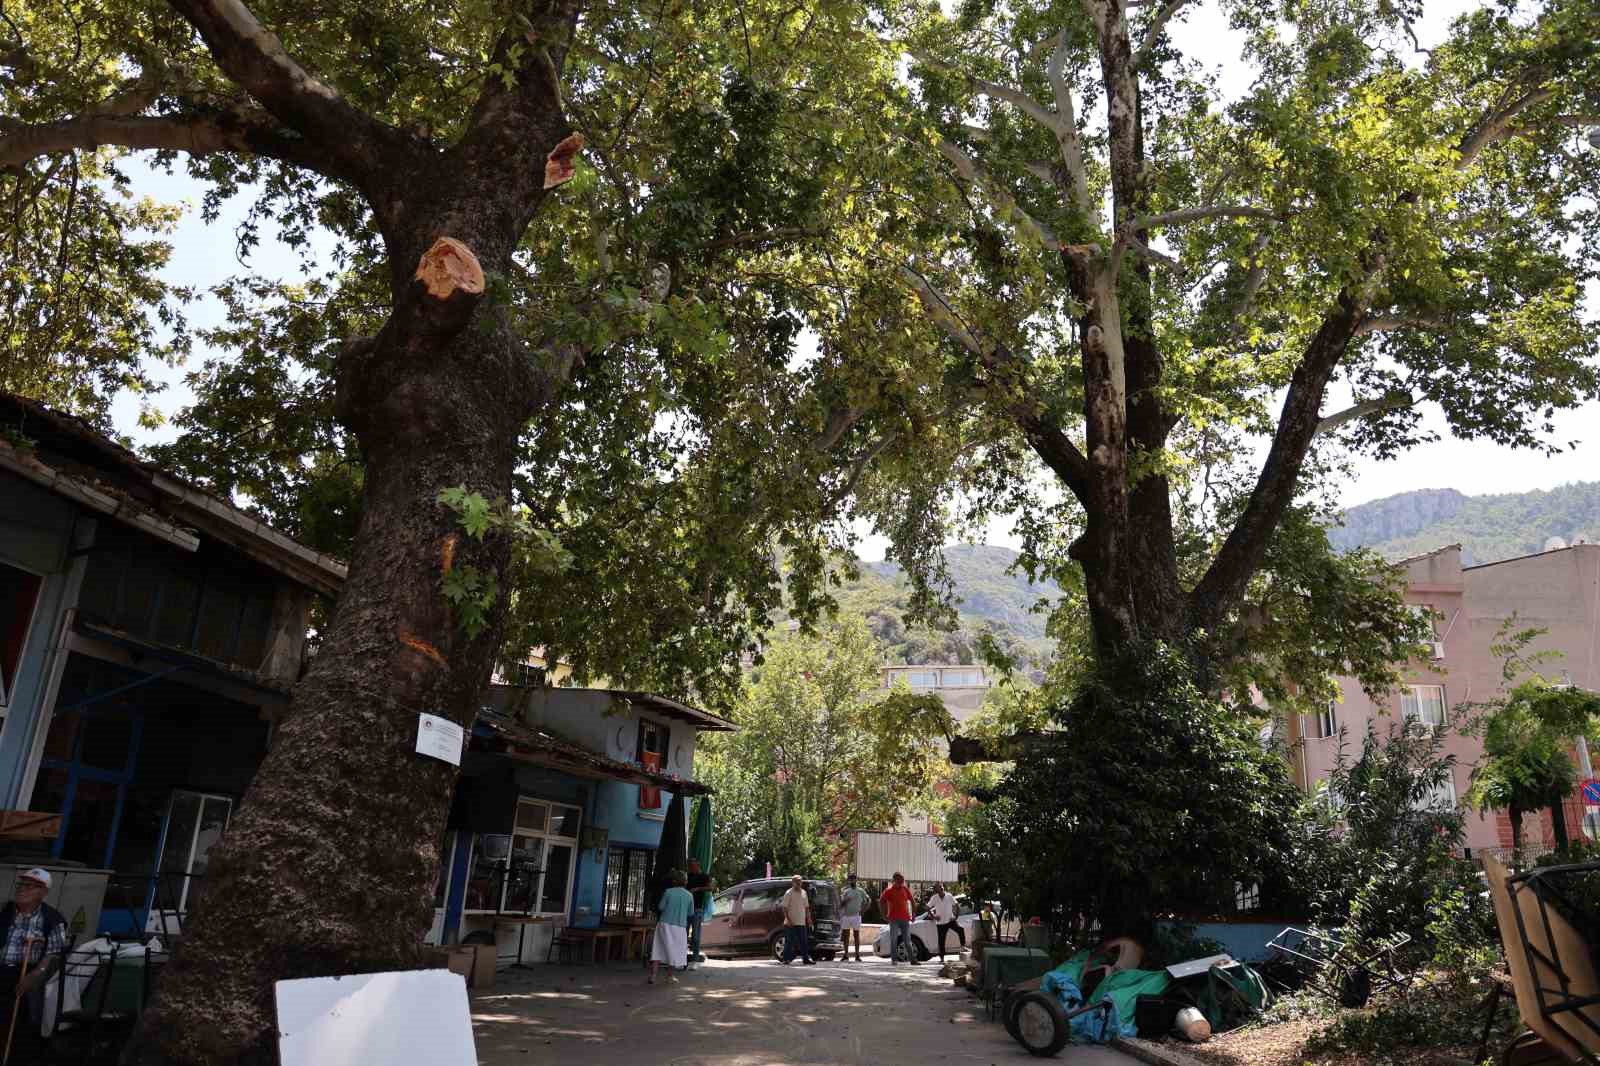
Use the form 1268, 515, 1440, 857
101, 1, 1599, 559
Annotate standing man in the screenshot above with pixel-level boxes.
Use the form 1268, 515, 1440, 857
779, 875, 815, 965
686, 859, 714, 968
879, 872, 917, 965
928, 883, 965, 961
0, 869, 68, 1059
837, 874, 870, 962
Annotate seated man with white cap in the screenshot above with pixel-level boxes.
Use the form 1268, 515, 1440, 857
0, 868, 68, 1058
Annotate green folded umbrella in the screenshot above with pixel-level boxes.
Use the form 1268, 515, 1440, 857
689, 796, 713, 870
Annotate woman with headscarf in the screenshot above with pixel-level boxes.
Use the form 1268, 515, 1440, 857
649, 868, 693, 984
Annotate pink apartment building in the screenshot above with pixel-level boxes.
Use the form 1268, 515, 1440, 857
1292, 543, 1600, 855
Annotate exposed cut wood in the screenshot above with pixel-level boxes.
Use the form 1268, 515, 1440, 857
413, 237, 485, 302
544, 132, 585, 188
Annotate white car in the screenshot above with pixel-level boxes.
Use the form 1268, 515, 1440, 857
872, 907, 981, 962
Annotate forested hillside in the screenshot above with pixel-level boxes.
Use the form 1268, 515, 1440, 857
832, 545, 1060, 665
1330, 482, 1600, 565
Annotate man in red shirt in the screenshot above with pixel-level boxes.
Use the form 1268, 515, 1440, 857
879, 872, 918, 965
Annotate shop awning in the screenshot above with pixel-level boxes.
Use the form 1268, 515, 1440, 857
472, 708, 713, 796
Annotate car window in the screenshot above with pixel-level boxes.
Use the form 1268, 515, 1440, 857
741, 885, 785, 910
712, 890, 738, 918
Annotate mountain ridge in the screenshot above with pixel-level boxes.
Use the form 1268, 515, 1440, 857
1329, 481, 1600, 565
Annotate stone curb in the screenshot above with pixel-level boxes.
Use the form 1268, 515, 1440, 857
1112, 1036, 1213, 1066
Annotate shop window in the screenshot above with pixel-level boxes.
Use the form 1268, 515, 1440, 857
465, 798, 580, 915
156, 791, 232, 912
0, 562, 42, 709
541, 845, 573, 913
604, 846, 655, 920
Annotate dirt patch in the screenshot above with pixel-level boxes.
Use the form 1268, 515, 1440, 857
1145, 1017, 1484, 1066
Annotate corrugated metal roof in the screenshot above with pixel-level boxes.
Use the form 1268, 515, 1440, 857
852, 831, 960, 882
473, 707, 713, 795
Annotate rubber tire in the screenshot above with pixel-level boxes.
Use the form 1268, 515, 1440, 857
1003, 992, 1025, 1042
770, 931, 788, 961
1012, 991, 1070, 1057
1338, 967, 1372, 1009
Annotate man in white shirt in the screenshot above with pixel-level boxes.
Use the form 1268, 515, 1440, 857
928, 883, 965, 961
778, 875, 814, 965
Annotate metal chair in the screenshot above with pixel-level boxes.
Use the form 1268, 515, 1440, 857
546, 917, 584, 965
47, 941, 148, 1064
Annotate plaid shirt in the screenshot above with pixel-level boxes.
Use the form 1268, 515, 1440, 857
2, 906, 66, 968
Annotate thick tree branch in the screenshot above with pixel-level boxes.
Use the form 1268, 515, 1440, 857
0, 109, 332, 173
1134, 0, 1187, 66
1353, 315, 1449, 336
907, 48, 1064, 135
1045, 35, 1093, 218
166, 0, 409, 185
1128, 204, 1281, 230
1189, 280, 1376, 626
1315, 392, 1414, 436
900, 264, 1091, 505
1458, 87, 1556, 167
939, 139, 1062, 250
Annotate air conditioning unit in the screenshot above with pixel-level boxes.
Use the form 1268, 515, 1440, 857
1429, 640, 1445, 661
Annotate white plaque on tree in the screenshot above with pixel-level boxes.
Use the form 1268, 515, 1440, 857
415, 713, 464, 766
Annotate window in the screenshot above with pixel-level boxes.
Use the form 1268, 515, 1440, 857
905, 670, 938, 690
637, 720, 667, 809
711, 890, 738, 918
942, 669, 984, 687
1402, 685, 1447, 729
155, 791, 233, 912
740, 884, 786, 912
464, 798, 580, 915
1416, 771, 1458, 812
0, 562, 42, 709
1234, 882, 1261, 913
604, 846, 656, 919
1317, 700, 1338, 740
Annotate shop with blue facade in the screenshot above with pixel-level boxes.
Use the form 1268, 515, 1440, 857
427, 687, 731, 965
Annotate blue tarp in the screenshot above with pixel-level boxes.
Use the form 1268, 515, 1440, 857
1039, 951, 1172, 1044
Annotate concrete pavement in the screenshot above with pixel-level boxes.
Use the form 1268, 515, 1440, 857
470, 952, 1131, 1065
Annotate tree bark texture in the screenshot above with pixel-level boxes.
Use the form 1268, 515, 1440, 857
138, 234, 544, 1065
119, 3, 583, 1060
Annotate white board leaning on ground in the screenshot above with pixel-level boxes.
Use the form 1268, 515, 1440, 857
853, 831, 960, 883
276, 969, 477, 1066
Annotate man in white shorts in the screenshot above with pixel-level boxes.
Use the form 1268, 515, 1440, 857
838, 873, 869, 962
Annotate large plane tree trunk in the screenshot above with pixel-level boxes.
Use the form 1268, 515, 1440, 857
137, 213, 552, 1063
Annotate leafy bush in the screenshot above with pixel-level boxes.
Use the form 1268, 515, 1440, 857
1306, 990, 1517, 1061
1286, 721, 1468, 954
941, 643, 1305, 947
